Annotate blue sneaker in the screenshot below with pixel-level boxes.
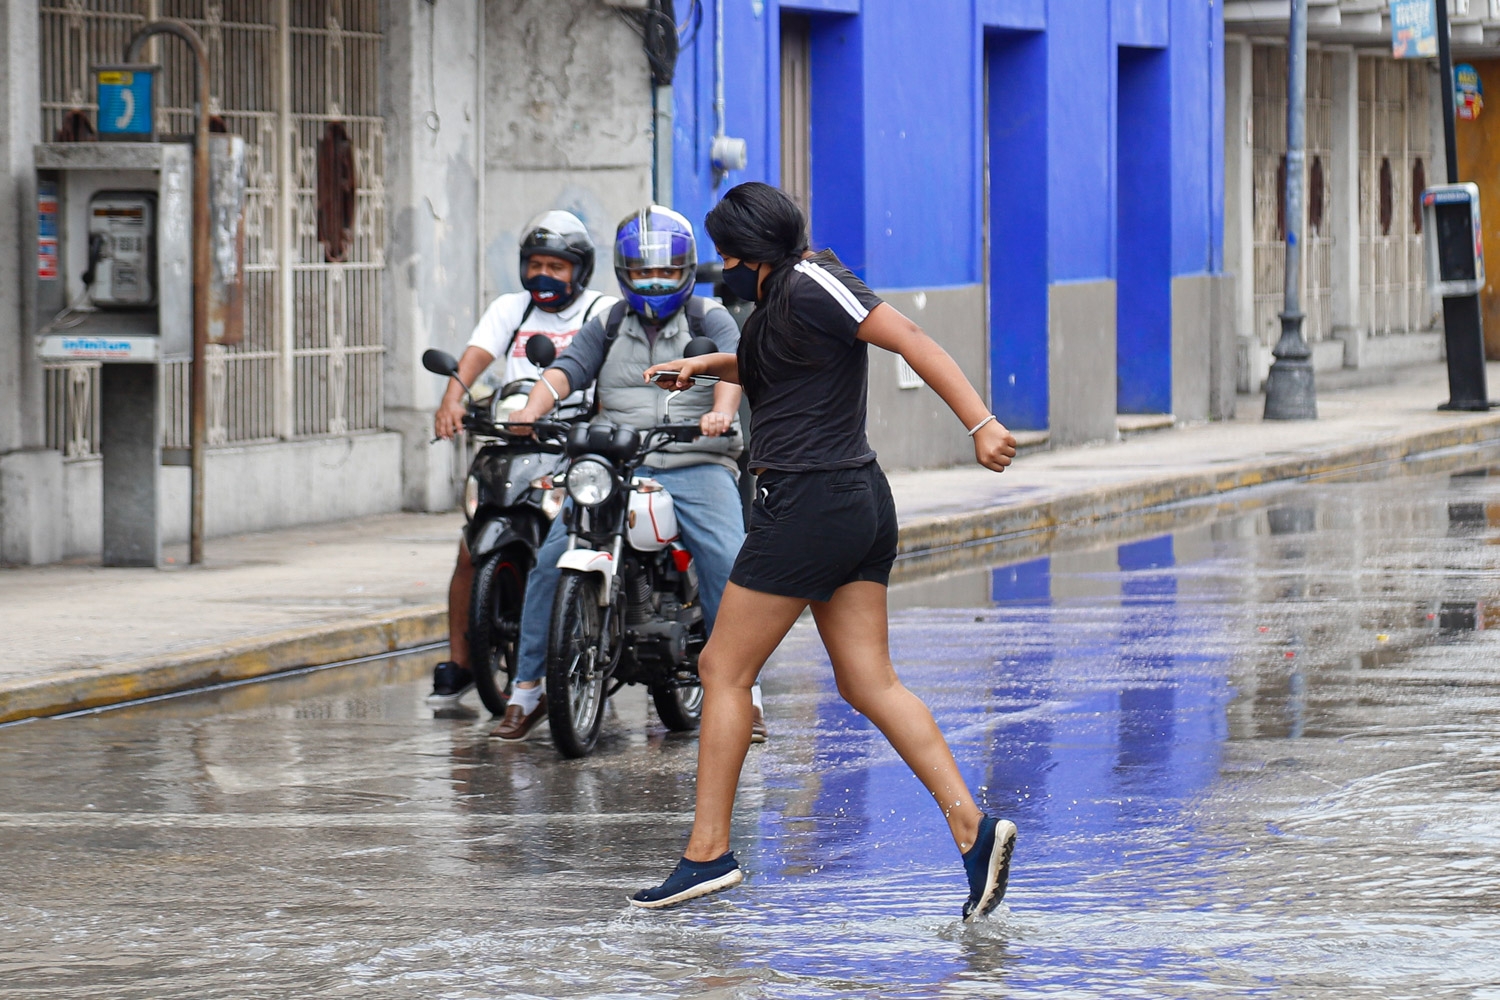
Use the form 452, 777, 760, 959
630, 852, 743, 909
961, 816, 1017, 922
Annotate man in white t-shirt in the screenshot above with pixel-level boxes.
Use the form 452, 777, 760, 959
428, 210, 618, 704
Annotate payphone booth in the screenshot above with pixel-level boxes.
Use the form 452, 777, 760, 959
1422, 183, 1485, 296
1422, 182, 1491, 411
36, 142, 193, 566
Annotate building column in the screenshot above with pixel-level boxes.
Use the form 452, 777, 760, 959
1223, 35, 1256, 393
0, 0, 64, 565
381, 0, 482, 512
1328, 46, 1363, 366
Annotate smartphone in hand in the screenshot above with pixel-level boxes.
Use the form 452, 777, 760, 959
650, 370, 720, 387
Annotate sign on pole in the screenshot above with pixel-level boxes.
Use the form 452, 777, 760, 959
93, 65, 157, 138
1392, 0, 1438, 58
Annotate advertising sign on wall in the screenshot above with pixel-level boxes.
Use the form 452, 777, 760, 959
1391, 0, 1438, 58
37, 181, 59, 280
1457, 63, 1484, 121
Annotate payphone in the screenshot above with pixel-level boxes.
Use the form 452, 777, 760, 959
1422, 183, 1485, 297
35, 142, 193, 566
86, 192, 157, 308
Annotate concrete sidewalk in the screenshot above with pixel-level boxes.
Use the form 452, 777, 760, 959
5, 360, 1500, 724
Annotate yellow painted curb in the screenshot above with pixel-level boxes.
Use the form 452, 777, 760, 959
0, 603, 447, 725
895, 415, 1500, 560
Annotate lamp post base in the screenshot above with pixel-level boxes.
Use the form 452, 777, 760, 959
1264, 357, 1318, 420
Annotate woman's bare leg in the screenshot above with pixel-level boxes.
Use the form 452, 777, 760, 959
810, 581, 984, 852
683, 581, 807, 862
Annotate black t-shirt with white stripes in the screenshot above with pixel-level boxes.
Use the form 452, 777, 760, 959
742, 249, 883, 473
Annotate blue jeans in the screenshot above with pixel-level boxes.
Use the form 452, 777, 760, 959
514, 462, 746, 684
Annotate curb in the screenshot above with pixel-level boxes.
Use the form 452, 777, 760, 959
8, 412, 1500, 725
896, 413, 1500, 562
0, 604, 447, 726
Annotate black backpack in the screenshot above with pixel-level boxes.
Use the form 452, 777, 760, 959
599, 296, 712, 354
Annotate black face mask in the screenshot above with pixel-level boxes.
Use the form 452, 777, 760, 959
523, 273, 573, 310
722, 260, 761, 303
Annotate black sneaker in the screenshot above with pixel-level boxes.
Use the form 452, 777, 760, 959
961, 816, 1017, 922
629, 852, 743, 909
426, 661, 474, 706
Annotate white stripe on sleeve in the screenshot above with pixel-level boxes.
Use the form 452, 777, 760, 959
794, 260, 870, 323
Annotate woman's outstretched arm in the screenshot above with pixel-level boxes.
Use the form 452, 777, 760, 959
857, 303, 1017, 473
642, 351, 740, 389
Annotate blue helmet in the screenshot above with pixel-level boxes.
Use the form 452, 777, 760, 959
614, 206, 697, 322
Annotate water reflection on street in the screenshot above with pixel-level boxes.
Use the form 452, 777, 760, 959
5, 467, 1500, 998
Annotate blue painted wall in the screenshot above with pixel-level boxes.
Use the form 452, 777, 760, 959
671, 0, 1224, 426
807, 14, 866, 273
1117, 46, 1172, 414
987, 30, 1049, 431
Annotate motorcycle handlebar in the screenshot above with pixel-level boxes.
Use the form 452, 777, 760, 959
461, 414, 573, 444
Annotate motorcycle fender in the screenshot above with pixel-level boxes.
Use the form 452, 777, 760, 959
556, 548, 616, 605
466, 516, 515, 560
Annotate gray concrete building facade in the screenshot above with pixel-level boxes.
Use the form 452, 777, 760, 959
0, 0, 660, 565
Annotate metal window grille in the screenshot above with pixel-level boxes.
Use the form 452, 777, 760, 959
38, 0, 385, 458
1358, 56, 1434, 337
1251, 46, 1335, 350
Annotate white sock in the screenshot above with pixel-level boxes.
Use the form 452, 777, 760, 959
511, 684, 543, 714
750, 683, 764, 711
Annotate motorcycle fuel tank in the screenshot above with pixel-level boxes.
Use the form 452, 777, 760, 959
471, 448, 564, 510
627, 480, 679, 552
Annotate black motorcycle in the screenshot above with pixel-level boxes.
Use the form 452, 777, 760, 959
542, 337, 731, 758
421, 340, 575, 715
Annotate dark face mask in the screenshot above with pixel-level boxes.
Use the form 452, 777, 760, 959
523, 273, 572, 310
721, 260, 761, 303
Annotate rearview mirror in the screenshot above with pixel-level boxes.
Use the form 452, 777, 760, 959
525, 334, 557, 368
422, 349, 459, 377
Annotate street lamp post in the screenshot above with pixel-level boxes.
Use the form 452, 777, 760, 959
1265, 0, 1317, 420
125, 21, 212, 562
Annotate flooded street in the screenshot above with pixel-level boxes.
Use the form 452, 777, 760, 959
4, 465, 1500, 998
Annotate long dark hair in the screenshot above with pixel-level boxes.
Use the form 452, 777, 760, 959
704, 182, 811, 395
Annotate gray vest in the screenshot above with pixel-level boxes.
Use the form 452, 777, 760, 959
594, 306, 742, 473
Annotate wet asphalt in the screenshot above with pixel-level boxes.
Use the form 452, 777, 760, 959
4, 462, 1500, 998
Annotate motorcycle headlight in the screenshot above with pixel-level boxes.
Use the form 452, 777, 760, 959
463, 473, 480, 520
490, 392, 531, 425
565, 459, 616, 507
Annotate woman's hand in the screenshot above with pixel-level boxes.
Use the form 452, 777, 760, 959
643, 355, 713, 390
433, 398, 466, 440
973, 420, 1018, 473
699, 410, 734, 437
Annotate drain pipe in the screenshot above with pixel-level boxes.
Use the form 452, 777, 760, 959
710, 0, 746, 187
654, 81, 673, 206
714, 0, 725, 140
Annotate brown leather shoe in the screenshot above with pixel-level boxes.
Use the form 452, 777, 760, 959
750, 705, 768, 744
491, 694, 548, 742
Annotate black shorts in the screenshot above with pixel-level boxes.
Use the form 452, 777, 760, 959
729, 461, 899, 603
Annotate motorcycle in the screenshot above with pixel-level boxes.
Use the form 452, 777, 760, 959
540, 336, 731, 758
421, 339, 577, 716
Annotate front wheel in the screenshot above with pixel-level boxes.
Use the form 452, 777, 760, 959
468, 551, 524, 716
545, 570, 609, 758
650, 672, 703, 732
